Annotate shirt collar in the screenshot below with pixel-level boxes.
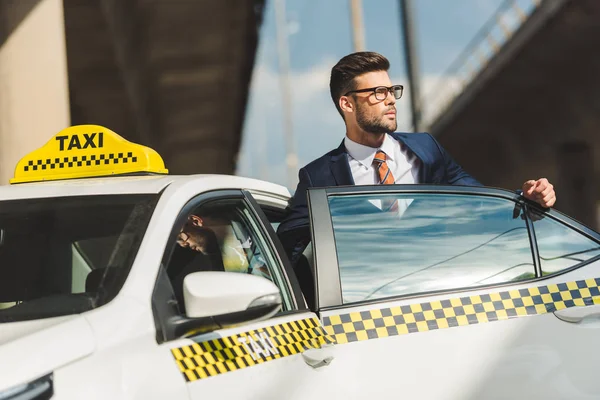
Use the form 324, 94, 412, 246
344, 134, 395, 168
380, 134, 396, 162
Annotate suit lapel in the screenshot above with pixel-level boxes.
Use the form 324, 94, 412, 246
391, 132, 431, 183
329, 140, 355, 186
329, 133, 436, 186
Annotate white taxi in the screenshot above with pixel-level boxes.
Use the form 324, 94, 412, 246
0, 125, 599, 400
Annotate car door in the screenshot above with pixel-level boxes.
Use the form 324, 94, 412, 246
152, 190, 335, 400
307, 185, 600, 400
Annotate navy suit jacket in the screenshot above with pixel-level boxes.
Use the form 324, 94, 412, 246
276, 132, 482, 264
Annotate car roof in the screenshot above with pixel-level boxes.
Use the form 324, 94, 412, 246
0, 174, 291, 201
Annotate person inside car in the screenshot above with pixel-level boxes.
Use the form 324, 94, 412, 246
173, 213, 271, 281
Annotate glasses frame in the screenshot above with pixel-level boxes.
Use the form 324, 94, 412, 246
344, 85, 404, 101
177, 231, 192, 247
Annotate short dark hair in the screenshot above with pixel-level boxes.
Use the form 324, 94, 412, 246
329, 51, 390, 118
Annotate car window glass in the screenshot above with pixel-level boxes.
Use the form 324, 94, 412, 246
71, 236, 122, 292
531, 212, 600, 275
166, 199, 293, 312
258, 205, 287, 232
328, 193, 535, 303
0, 195, 157, 322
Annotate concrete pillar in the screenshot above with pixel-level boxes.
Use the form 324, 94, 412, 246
556, 142, 597, 230
0, 0, 70, 185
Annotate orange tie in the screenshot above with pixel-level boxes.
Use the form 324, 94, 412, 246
373, 150, 395, 185
373, 150, 398, 211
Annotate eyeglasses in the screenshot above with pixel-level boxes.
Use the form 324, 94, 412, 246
344, 85, 404, 101
177, 231, 192, 247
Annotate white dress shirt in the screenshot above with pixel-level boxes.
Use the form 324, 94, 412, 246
344, 133, 420, 185
344, 133, 420, 213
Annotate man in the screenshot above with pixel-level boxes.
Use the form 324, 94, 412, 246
169, 215, 225, 307
277, 51, 556, 267
176, 214, 271, 279
176, 215, 225, 256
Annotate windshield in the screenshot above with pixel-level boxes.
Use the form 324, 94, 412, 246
0, 194, 158, 322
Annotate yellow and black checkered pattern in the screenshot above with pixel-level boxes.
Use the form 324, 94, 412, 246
23, 152, 138, 172
171, 317, 334, 382
324, 277, 600, 344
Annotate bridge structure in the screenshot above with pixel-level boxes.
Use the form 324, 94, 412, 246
423, 0, 600, 230
0, 0, 264, 183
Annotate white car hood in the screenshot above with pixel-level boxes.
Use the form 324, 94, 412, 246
0, 315, 95, 390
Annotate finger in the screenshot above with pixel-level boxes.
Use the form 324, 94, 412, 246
533, 181, 547, 194
523, 180, 536, 195
538, 195, 555, 208
542, 193, 555, 204
539, 184, 554, 197
543, 196, 556, 208
523, 180, 535, 189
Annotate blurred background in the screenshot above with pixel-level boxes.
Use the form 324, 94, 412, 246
0, 0, 598, 229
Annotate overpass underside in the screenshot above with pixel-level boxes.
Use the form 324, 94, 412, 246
0, 0, 264, 182
430, 0, 600, 229
65, 0, 264, 175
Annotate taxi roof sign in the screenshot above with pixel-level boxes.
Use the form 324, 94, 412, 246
10, 125, 168, 184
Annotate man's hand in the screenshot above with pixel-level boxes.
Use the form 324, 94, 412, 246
522, 178, 556, 208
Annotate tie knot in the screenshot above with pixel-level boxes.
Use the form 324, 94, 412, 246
373, 150, 387, 165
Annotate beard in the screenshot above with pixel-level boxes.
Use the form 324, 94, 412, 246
355, 104, 397, 134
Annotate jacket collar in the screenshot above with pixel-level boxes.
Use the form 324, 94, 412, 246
344, 134, 396, 168
389, 132, 428, 182
329, 140, 355, 186
330, 132, 429, 185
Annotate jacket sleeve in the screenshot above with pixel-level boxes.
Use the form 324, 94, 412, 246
276, 167, 313, 265
429, 134, 483, 186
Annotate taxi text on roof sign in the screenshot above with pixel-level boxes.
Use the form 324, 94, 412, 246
10, 125, 168, 184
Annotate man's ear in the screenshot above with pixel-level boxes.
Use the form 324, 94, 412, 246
188, 215, 203, 226
339, 96, 354, 114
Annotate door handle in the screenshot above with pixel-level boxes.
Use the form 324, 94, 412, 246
302, 344, 334, 368
554, 304, 600, 324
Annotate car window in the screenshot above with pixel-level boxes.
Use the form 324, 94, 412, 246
257, 205, 287, 232
328, 193, 535, 303
0, 195, 157, 322
530, 211, 600, 275
72, 236, 124, 292
166, 198, 294, 312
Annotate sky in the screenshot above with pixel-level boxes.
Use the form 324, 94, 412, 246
236, 0, 536, 191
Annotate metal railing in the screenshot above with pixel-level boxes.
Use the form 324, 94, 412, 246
422, 0, 542, 129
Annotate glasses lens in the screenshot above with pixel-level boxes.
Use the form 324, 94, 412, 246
178, 232, 189, 244
393, 86, 403, 99
374, 87, 387, 101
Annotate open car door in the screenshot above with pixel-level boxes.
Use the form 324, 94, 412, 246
307, 184, 600, 399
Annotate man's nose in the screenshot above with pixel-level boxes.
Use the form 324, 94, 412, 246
385, 90, 396, 105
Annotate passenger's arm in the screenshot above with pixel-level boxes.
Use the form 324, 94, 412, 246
276, 168, 313, 266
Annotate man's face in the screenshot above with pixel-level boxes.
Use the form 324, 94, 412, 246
176, 214, 229, 253
177, 229, 206, 253
177, 215, 208, 253
351, 71, 397, 134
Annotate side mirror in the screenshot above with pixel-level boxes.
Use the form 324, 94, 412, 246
169, 271, 282, 338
